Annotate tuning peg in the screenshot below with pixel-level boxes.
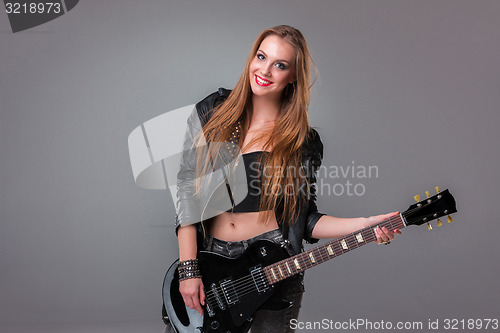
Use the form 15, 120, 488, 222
414, 195, 421, 202
427, 222, 432, 230
435, 186, 440, 194
436, 218, 443, 227
426, 191, 430, 198
447, 215, 453, 223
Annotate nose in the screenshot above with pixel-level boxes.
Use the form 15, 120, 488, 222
261, 63, 272, 77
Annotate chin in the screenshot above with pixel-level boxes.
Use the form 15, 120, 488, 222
250, 84, 278, 98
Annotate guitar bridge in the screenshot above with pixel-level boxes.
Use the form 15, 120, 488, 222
205, 299, 215, 317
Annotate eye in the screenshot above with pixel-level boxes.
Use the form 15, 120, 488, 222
256, 53, 265, 60
275, 63, 287, 70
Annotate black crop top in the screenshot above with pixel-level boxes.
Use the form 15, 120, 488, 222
227, 151, 268, 213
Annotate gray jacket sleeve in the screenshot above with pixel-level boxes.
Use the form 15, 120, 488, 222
174, 106, 205, 233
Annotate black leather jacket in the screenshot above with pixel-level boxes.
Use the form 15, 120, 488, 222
175, 88, 326, 255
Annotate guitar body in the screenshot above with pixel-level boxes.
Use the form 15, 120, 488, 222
163, 239, 292, 333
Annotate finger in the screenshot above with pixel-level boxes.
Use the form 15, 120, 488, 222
375, 227, 386, 243
375, 227, 382, 243
381, 227, 395, 240
380, 227, 394, 243
195, 304, 203, 316
192, 296, 203, 316
183, 296, 194, 310
199, 284, 205, 306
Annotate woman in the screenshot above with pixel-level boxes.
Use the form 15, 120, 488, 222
174, 25, 401, 332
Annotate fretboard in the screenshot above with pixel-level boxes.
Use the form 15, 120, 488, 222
263, 215, 406, 284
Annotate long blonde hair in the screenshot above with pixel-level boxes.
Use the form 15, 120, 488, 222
195, 25, 317, 225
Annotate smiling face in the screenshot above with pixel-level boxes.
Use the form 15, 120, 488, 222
248, 35, 296, 100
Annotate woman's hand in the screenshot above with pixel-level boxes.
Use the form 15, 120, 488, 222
179, 277, 205, 316
366, 211, 402, 244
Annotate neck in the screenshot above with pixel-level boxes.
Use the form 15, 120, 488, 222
251, 94, 280, 124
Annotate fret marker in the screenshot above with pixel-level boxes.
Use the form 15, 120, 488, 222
277, 265, 284, 277
309, 252, 316, 263
356, 233, 364, 243
294, 259, 301, 270
341, 239, 348, 250
270, 268, 277, 280
285, 262, 292, 273
327, 245, 334, 256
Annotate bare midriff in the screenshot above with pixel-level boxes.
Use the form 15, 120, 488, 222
207, 210, 279, 241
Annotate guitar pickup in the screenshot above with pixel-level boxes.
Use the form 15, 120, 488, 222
210, 283, 225, 310
250, 266, 270, 293
220, 279, 239, 306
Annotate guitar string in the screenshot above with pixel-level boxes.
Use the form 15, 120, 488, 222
205, 221, 428, 309
206, 212, 410, 302
206, 197, 442, 299
260, 211, 443, 288
206, 218, 399, 309
204, 216, 404, 308
281, 210, 445, 276
206, 220, 429, 309
264, 216, 402, 279
205, 216, 403, 306
204, 210, 442, 307
206, 203, 435, 301
204, 215, 406, 304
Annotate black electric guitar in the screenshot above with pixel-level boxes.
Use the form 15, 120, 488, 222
162, 188, 457, 333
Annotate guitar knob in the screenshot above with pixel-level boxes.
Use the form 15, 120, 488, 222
435, 186, 440, 194
436, 218, 443, 227
427, 222, 432, 230
210, 320, 220, 330
426, 191, 430, 198
414, 195, 420, 202
447, 215, 453, 223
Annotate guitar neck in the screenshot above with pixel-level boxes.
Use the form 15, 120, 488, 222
263, 214, 406, 284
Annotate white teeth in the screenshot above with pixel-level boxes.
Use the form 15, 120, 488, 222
256, 76, 272, 85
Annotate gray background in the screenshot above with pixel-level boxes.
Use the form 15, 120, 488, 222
1, 0, 499, 332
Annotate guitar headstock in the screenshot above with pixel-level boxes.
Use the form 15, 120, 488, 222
403, 187, 457, 229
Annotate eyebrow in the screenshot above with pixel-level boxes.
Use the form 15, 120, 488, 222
257, 50, 291, 64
